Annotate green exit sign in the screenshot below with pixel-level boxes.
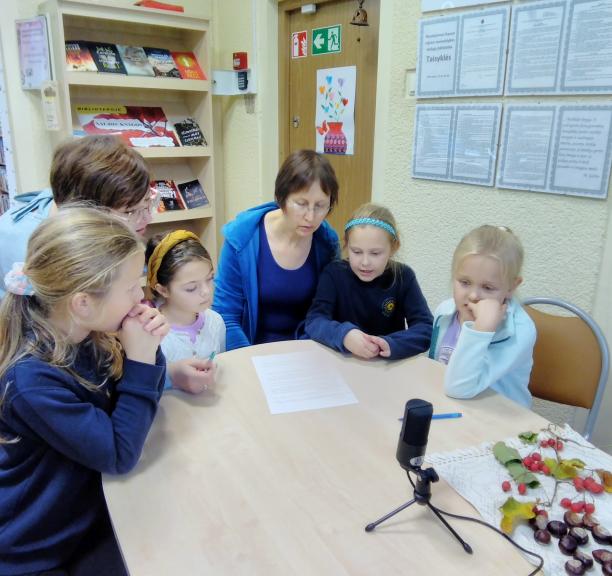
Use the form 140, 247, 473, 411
312, 25, 342, 55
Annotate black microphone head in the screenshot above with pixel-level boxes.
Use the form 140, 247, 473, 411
396, 399, 433, 470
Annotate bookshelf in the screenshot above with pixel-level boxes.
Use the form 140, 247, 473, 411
41, 0, 217, 257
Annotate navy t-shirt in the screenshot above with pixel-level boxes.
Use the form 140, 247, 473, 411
256, 220, 317, 343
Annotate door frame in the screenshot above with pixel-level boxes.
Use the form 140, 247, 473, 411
277, 0, 337, 163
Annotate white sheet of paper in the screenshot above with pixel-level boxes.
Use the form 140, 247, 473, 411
252, 351, 358, 415
412, 105, 454, 179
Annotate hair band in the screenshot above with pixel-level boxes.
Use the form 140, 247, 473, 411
147, 230, 200, 288
344, 217, 396, 238
4, 262, 35, 296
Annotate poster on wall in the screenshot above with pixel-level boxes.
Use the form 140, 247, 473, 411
421, 0, 507, 12
16, 16, 52, 90
315, 66, 356, 156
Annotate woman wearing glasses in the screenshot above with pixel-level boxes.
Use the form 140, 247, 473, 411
214, 149, 340, 350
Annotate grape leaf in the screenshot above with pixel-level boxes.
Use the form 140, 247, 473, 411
518, 431, 539, 444
493, 442, 540, 487
499, 497, 536, 534
493, 441, 522, 465
543, 458, 585, 480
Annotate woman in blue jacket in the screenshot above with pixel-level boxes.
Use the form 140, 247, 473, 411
213, 150, 339, 350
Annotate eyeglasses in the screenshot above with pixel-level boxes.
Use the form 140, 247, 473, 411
118, 187, 160, 223
288, 199, 330, 217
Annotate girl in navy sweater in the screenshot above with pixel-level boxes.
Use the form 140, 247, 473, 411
306, 203, 433, 360
0, 207, 169, 575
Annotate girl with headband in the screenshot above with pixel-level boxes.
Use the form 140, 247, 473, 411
146, 231, 225, 394
305, 203, 433, 360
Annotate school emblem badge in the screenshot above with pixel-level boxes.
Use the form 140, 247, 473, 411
382, 297, 395, 317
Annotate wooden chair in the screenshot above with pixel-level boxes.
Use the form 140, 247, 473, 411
523, 297, 609, 440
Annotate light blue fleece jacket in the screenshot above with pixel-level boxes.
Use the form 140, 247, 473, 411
212, 202, 339, 350
429, 297, 536, 408
0, 189, 54, 298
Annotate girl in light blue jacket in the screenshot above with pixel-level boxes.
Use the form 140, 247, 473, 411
429, 225, 536, 408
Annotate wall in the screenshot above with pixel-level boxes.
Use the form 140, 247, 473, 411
372, 0, 612, 451
212, 0, 278, 223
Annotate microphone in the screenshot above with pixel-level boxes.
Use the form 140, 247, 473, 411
396, 399, 433, 471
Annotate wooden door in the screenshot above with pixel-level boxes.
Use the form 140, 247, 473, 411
279, 0, 380, 234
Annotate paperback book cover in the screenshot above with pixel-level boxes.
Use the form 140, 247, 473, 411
153, 179, 185, 212
178, 179, 209, 209
171, 51, 207, 80
89, 42, 127, 74
65, 41, 97, 72
143, 47, 181, 78
117, 45, 155, 77
76, 105, 179, 147
173, 117, 207, 146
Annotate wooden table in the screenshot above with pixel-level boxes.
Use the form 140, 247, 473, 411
103, 340, 549, 575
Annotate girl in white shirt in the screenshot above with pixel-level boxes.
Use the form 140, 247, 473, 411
146, 230, 226, 393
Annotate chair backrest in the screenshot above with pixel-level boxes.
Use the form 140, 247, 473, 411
523, 297, 609, 440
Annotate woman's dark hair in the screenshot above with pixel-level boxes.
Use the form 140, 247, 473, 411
145, 233, 212, 296
274, 149, 339, 210
50, 135, 151, 210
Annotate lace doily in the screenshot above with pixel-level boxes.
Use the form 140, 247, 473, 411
425, 424, 612, 575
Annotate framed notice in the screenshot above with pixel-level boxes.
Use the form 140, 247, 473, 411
16, 16, 52, 90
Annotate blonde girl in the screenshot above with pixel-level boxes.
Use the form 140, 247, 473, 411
146, 231, 225, 394
305, 203, 433, 360
429, 225, 536, 407
0, 207, 168, 575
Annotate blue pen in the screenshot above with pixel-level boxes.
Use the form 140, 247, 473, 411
432, 412, 462, 420
398, 412, 462, 422
208, 351, 216, 362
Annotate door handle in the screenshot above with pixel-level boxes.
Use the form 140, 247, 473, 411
292, 115, 300, 128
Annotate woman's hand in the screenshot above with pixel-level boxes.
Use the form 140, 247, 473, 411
118, 304, 169, 365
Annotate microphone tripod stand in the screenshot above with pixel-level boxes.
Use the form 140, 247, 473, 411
365, 465, 473, 554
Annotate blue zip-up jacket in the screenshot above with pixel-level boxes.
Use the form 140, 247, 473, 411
212, 202, 339, 350
0, 342, 166, 574
429, 297, 536, 407
0, 189, 54, 298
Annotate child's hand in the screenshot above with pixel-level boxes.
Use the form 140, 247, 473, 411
368, 335, 391, 358
127, 304, 170, 339
118, 304, 169, 365
468, 299, 507, 333
168, 358, 217, 394
343, 329, 381, 359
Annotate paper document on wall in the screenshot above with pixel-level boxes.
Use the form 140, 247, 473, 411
252, 351, 358, 415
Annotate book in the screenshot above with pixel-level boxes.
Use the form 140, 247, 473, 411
153, 180, 185, 212
76, 104, 179, 147
143, 47, 181, 78
117, 45, 155, 77
171, 51, 207, 80
89, 42, 127, 74
178, 179, 209, 209
173, 117, 207, 146
65, 41, 97, 72
135, 0, 184, 11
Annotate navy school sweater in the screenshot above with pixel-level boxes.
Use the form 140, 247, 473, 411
0, 340, 166, 574
305, 260, 433, 360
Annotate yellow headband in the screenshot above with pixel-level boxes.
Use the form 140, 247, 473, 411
147, 230, 200, 288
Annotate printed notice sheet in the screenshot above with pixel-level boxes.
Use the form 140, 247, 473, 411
422, 0, 507, 12
497, 104, 612, 199
561, 0, 612, 93
413, 104, 500, 186
456, 6, 509, 95
252, 351, 358, 415
450, 104, 501, 185
416, 15, 459, 97
506, 1, 566, 94
412, 106, 454, 179
417, 5, 509, 98
497, 106, 556, 192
